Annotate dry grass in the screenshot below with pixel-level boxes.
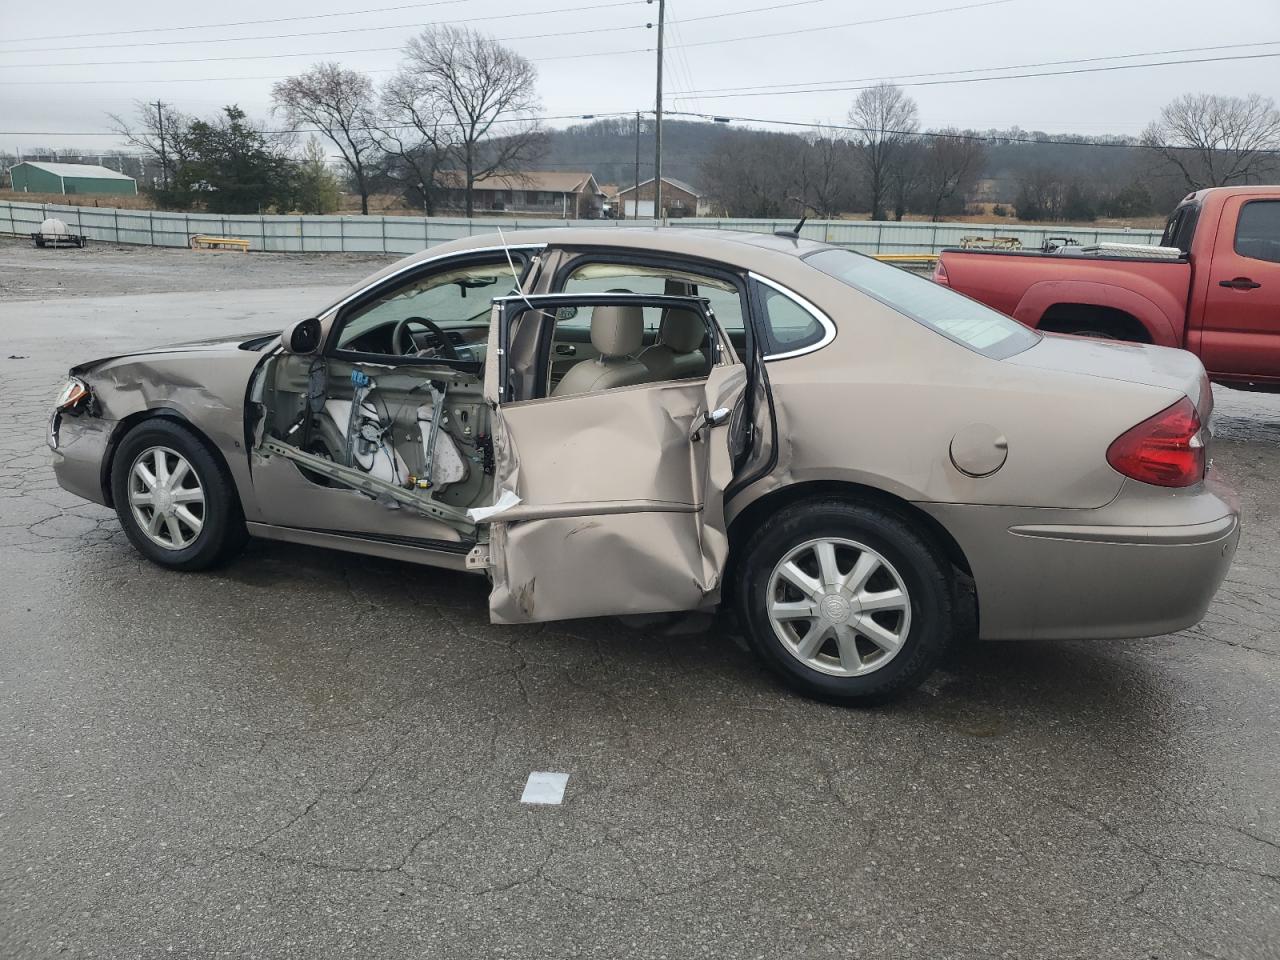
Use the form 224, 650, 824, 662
0, 190, 156, 210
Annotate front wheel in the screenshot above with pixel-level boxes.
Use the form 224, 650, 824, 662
735, 499, 954, 705
110, 419, 247, 571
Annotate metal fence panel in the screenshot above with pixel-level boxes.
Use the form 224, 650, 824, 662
0, 200, 1163, 256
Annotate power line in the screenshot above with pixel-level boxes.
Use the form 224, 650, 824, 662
674, 50, 1280, 99
0, 0, 1012, 71
669, 0, 1019, 50
666, 109, 1280, 154
0, 111, 638, 138
0, 23, 649, 69
0, 0, 833, 50
0, 0, 533, 45
679, 39, 1280, 96
0, 1, 644, 55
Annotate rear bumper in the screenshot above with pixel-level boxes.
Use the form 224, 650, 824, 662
922, 474, 1241, 641
49, 411, 114, 507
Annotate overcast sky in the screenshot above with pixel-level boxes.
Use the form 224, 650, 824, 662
2, 0, 1279, 156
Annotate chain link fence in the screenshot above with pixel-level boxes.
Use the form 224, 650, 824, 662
1, 199, 1163, 257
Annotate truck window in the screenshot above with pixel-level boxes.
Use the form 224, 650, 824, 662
1161, 202, 1200, 254
1235, 200, 1280, 264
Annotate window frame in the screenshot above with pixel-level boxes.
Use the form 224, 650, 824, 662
748, 272, 837, 359
550, 248, 761, 361
1233, 198, 1280, 264
323, 248, 535, 372
496, 292, 725, 405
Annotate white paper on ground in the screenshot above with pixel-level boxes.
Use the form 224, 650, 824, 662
520, 771, 569, 805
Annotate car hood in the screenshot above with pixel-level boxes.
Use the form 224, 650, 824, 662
1006, 333, 1208, 416
72, 331, 279, 373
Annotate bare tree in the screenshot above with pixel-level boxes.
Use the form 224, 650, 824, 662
889, 140, 925, 221
848, 83, 919, 221
918, 130, 987, 221
400, 25, 544, 217
273, 63, 378, 214
1142, 93, 1280, 190
107, 100, 190, 190
376, 68, 458, 215
798, 125, 857, 218
701, 128, 804, 217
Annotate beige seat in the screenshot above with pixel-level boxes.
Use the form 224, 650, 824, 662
640, 307, 708, 381
552, 303, 651, 397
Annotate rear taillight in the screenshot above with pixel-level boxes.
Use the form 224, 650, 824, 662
1106, 396, 1205, 488
932, 259, 949, 286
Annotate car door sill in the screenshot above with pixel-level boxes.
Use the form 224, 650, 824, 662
247, 522, 477, 572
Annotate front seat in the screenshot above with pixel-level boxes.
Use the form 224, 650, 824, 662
640, 307, 708, 381
552, 303, 651, 397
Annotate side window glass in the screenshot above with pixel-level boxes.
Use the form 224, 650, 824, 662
335, 261, 509, 358
1235, 201, 1280, 264
758, 284, 825, 354
561, 260, 748, 348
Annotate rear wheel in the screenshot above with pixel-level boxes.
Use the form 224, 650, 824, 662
736, 499, 954, 705
110, 419, 247, 570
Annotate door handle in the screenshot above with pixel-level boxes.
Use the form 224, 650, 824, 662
555, 343, 576, 356
691, 406, 731, 441
1219, 277, 1262, 290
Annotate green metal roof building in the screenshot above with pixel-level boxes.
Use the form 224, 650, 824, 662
9, 161, 138, 197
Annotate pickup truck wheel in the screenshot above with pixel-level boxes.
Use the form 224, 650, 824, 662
110, 419, 247, 571
736, 500, 954, 706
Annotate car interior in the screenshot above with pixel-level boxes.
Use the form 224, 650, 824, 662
253, 256, 732, 525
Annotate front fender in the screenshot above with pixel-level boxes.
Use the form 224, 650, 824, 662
81, 350, 266, 520
1012, 279, 1182, 347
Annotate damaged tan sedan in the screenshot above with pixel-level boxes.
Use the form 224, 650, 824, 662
49, 229, 1240, 703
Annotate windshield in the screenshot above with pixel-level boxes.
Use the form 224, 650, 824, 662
803, 248, 1039, 359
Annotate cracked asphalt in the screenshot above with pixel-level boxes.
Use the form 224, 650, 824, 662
2, 239, 1278, 959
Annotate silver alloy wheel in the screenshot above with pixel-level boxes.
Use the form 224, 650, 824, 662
766, 537, 912, 678
127, 445, 206, 551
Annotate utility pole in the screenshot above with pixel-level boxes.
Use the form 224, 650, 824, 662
652, 0, 665, 221
155, 100, 169, 191
633, 111, 641, 220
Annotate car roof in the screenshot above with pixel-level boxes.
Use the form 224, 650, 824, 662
320, 228, 839, 318
419, 227, 828, 269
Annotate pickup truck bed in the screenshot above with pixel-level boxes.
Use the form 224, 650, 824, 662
934, 186, 1280, 390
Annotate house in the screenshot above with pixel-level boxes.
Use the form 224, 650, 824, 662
616, 177, 708, 218
437, 171, 607, 219
8, 161, 138, 197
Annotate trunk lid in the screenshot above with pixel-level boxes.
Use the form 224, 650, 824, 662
1006, 333, 1211, 420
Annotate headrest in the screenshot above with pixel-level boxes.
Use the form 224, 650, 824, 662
659, 308, 705, 353
590, 304, 644, 357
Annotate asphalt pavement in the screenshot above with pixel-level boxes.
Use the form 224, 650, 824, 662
1, 239, 1278, 959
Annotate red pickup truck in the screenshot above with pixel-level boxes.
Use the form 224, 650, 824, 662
934, 186, 1280, 390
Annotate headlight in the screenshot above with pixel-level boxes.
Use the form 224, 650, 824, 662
54, 377, 90, 412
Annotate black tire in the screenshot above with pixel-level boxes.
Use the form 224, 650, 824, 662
110, 418, 248, 571
735, 499, 954, 706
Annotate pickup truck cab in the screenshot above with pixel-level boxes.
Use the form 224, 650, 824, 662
934, 186, 1280, 390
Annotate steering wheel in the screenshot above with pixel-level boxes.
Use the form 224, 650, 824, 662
392, 315, 459, 360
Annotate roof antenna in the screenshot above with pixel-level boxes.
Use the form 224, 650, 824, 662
776, 197, 817, 239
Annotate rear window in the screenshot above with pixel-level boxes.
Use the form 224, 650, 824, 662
803, 248, 1039, 359
1162, 202, 1201, 253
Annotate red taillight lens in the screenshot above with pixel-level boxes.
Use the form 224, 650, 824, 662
1106, 396, 1205, 487
932, 259, 949, 286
